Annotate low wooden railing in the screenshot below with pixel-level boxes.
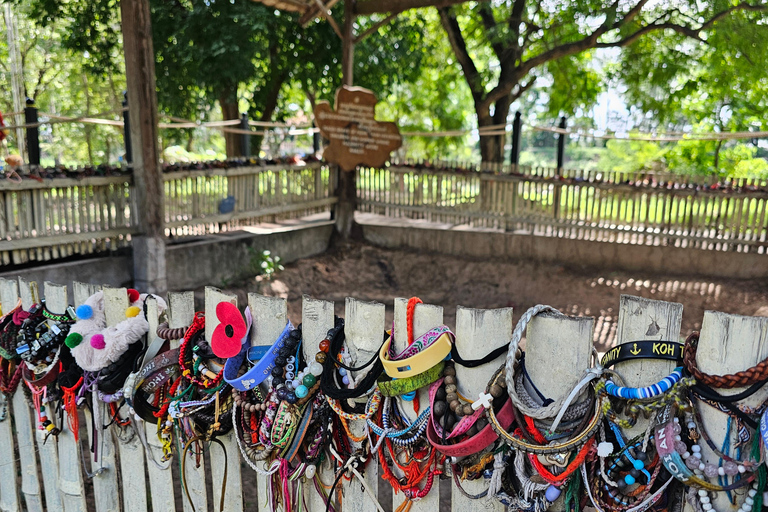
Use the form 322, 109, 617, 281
0, 163, 335, 266
163, 162, 335, 237
357, 166, 768, 253
0, 176, 135, 266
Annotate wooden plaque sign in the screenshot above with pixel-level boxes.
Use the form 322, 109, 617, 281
314, 86, 402, 171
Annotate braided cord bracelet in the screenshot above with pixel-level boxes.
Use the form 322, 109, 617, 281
684, 332, 768, 389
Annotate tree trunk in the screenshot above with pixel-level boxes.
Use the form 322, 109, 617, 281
219, 88, 242, 158
250, 69, 289, 158
477, 94, 512, 164
714, 139, 723, 175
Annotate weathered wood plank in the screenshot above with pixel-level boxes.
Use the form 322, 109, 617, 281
452, 306, 513, 512
204, 287, 243, 512
168, 291, 207, 512
689, 312, 768, 512
614, 295, 683, 438
14, 278, 45, 512
144, 295, 175, 512
246, 293, 289, 511
45, 281, 87, 512
0, 279, 21, 512
301, 295, 335, 512
103, 286, 148, 512
343, 298, 385, 512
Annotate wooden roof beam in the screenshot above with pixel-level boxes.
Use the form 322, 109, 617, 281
312, 0, 343, 38
354, 0, 487, 15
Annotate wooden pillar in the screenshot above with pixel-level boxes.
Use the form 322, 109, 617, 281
121, 0, 167, 293
335, 0, 358, 239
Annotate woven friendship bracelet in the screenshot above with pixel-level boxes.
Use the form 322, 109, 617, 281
377, 361, 444, 397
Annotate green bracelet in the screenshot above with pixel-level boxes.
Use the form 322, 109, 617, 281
377, 361, 444, 397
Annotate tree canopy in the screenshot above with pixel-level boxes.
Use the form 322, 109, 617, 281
2, 0, 767, 174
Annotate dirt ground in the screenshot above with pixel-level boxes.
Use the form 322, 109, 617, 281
215, 240, 768, 351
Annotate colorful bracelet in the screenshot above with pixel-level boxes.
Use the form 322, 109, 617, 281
379, 325, 454, 379
604, 367, 683, 400
223, 322, 293, 391
377, 361, 444, 397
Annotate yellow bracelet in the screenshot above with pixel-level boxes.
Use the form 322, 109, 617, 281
379, 329, 453, 379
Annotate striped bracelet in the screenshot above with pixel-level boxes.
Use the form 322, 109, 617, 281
604, 367, 683, 400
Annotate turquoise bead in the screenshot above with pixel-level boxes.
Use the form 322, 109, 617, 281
295, 385, 308, 398
632, 459, 644, 470
624, 474, 636, 485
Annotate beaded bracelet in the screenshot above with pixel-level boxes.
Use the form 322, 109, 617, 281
604, 367, 683, 400
179, 313, 224, 389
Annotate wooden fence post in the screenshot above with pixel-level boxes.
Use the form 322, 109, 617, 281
525, 307, 594, 510
687, 312, 768, 512
248, 292, 288, 512
343, 298, 385, 512
205, 287, 243, 511
452, 306, 514, 512
0, 278, 22, 512
73, 282, 120, 512
144, 295, 175, 512
168, 291, 207, 512
392, 298, 444, 512
103, 286, 148, 512
614, 295, 683, 439
300, 295, 335, 512
15, 278, 44, 512
45, 281, 87, 512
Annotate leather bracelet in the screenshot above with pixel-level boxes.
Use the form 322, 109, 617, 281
427, 396, 514, 457
601, 340, 683, 367
684, 332, 768, 389
223, 322, 293, 391
22, 359, 60, 388
124, 348, 180, 422
377, 361, 444, 397
379, 325, 454, 379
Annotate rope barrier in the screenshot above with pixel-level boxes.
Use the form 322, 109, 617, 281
3, 108, 766, 142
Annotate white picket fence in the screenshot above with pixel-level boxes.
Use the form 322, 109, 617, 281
0, 276, 764, 512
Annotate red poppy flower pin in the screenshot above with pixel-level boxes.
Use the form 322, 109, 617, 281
211, 302, 247, 358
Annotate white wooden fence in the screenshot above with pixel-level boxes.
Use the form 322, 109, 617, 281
0, 163, 335, 266
357, 165, 768, 253
0, 275, 764, 512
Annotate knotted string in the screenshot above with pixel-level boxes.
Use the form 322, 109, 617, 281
406, 297, 422, 413
62, 377, 83, 442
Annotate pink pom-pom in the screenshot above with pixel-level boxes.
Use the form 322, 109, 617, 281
90, 334, 106, 350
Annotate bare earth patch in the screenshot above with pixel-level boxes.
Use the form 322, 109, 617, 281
214, 241, 768, 351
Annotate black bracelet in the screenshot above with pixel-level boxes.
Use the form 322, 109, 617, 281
601, 340, 683, 367
451, 343, 508, 368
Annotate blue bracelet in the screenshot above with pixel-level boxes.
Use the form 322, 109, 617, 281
224, 322, 293, 391
604, 367, 683, 399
